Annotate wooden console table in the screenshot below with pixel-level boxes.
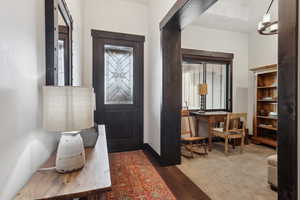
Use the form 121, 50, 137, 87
191, 112, 228, 151
14, 126, 111, 200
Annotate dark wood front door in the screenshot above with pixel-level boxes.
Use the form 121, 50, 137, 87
92, 30, 145, 152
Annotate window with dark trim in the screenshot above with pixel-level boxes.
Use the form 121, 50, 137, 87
182, 49, 233, 112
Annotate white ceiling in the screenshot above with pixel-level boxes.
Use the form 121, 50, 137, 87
121, 0, 149, 5
191, 0, 278, 33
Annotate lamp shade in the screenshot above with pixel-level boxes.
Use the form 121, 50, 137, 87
43, 86, 95, 132
199, 84, 208, 95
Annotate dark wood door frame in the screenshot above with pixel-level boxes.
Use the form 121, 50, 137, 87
182, 48, 234, 63
160, 0, 298, 199
159, 0, 218, 166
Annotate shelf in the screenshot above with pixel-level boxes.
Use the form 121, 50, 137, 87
258, 126, 278, 131
251, 137, 277, 147
257, 99, 277, 102
250, 64, 277, 72
257, 86, 277, 89
257, 116, 278, 120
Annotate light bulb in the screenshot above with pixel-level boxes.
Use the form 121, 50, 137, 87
258, 21, 264, 31
270, 23, 278, 32
262, 14, 271, 25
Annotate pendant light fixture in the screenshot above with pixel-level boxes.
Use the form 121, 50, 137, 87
258, 0, 278, 35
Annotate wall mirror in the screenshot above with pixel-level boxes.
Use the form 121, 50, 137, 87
45, 0, 73, 86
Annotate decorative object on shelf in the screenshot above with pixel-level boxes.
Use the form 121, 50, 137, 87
262, 97, 273, 100
257, 0, 278, 35
198, 83, 208, 112
259, 109, 268, 116
269, 112, 278, 117
43, 86, 95, 173
259, 124, 273, 128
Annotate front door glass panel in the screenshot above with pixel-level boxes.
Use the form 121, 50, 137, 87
104, 45, 134, 105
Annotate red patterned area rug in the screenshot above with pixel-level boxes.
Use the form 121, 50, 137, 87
107, 150, 176, 200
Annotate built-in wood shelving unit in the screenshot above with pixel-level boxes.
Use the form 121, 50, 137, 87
250, 64, 278, 148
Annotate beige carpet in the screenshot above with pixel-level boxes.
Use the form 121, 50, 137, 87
177, 143, 277, 200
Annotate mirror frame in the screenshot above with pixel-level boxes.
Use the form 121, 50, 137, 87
45, 0, 73, 86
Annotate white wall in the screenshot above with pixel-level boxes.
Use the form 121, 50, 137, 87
0, 1, 83, 199
82, 0, 165, 151
82, 0, 249, 154
247, 0, 278, 135
0, 1, 55, 199
145, 0, 177, 154
82, 0, 179, 155
82, 0, 149, 147
247, 32, 277, 134
182, 25, 249, 113
66, 0, 84, 86
248, 33, 278, 68
82, 0, 149, 87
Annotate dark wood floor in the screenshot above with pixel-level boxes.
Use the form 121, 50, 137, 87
144, 150, 211, 200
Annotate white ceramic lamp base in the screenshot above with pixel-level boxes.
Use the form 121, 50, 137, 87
56, 133, 85, 173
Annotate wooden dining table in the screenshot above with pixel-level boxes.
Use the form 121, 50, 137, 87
190, 111, 229, 151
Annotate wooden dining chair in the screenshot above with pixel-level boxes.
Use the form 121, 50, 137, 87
212, 113, 247, 155
181, 108, 208, 158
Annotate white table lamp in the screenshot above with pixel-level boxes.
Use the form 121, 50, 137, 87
43, 86, 95, 173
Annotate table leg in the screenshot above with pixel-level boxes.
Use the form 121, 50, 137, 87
208, 119, 213, 152
225, 136, 229, 155
194, 117, 198, 136
241, 136, 245, 153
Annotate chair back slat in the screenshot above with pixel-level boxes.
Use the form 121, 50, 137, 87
181, 109, 193, 137
181, 109, 190, 117
224, 113, 247, 136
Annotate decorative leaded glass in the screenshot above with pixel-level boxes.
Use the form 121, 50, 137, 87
104, 45, 134, 104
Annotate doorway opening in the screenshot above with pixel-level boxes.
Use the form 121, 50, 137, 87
160, 0, 298, 199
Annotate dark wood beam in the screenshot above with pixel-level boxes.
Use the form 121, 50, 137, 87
160, 24, 182, 166
160, 0, 218, 30
91, 30, 145, 43
182, 48, 234, 62
160, 0, 218, 166
278, 0, 298, 199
